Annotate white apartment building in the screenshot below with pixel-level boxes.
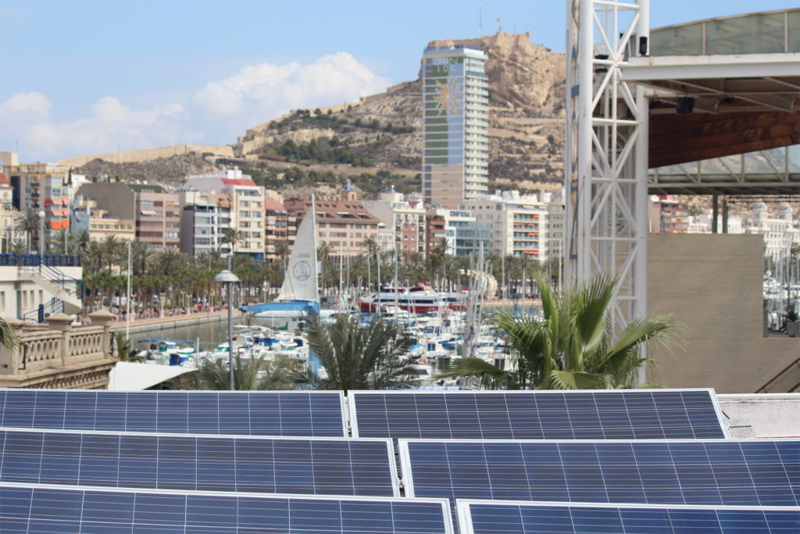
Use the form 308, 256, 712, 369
179, 191, 234, 258
464, 190, 550, 261
545, 189, 565, 262
362, 187, 426, 258
185, 167, 265, 261
687, 209, 744, 234
428, 207, 488, 257
747, 202, 799, 259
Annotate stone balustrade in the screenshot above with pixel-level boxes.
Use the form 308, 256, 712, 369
0, 311, 117, 389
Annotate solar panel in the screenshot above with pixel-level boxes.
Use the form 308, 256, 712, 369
350, 390, 728, 440
456, 501, 800, 534
0, 429, 398, 497
0, 389, 346, 436
400, 439, 800, 508
0, 484, 454, 534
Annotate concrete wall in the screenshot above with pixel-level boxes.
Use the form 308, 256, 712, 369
647, 233, 799, 393
76, 183, 135, 219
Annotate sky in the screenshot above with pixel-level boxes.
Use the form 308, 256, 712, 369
0, 0, 795, 163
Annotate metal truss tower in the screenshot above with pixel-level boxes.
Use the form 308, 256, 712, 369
566, 0, 650, 335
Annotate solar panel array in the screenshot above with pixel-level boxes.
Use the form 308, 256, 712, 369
0, 429, 398, 497
350, 390, 728, 440
456, 501, 800, 534
1, 387, 790, 534
401, 439, 800, 507
0, 485, 454, 534
0, 389, 346, 436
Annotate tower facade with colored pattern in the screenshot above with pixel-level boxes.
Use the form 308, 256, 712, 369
421, 45, 489, 209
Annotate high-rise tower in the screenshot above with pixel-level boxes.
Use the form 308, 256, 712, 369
422, 44, 489, 209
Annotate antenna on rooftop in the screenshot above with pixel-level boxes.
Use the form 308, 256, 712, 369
478, 4, 483, 37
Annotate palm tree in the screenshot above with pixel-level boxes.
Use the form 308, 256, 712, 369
305, 312, 414, 393
362, 236, 379, 290
187, 353, 301, 390
151, 249, 186, 276
100, 235, 124, 271
74, 230, 91, 255
274, 242, 291, 264
49, 228, 71, 254
0, 318, 19, 351
15, 209, 41, 254
221, 228, 244, 256
439, 273, 676, 390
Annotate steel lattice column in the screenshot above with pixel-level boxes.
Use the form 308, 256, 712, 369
566, 0, 650, 340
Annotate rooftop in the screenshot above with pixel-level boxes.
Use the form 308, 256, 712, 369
127, 183, 166, 194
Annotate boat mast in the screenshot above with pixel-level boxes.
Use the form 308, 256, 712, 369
311, 194, 320, 303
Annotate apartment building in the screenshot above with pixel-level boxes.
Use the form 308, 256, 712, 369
7, 162, 70, 248
362, 186, 426, 259
427, 207, 489, 257
284, 183, 380, 258
75, 182, 179, 251
264, 195, 296, 262
185, 167, 265, 261
464, 190, 549, 261
0, 161, 17, 251
178, 191, 233, 257
71, 197, 135, 242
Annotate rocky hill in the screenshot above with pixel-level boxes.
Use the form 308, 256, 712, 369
72, 31, 567, 198
73, 153, 216, 186
234, 31, 566, 196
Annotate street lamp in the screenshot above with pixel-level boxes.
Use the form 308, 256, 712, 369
126, 240, 132, 340
38, 210, 46, 255
213, 268, 240, 390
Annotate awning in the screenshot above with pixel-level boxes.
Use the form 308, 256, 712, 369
108, 362, 195, 391
139, 210, 157, 216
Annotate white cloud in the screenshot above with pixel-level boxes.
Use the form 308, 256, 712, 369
194, 52, 391, 120
1, 52, 392, 162
0, 94, 197, 162
0, 92, 51, 120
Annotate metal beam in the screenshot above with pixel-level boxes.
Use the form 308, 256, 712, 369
623, 53, 800, 81
566, 0, 650, 352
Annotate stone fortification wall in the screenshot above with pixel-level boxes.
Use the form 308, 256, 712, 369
59, 144, 234, 168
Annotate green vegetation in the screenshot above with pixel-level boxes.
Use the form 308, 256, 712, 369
243, 164, 421, 199
267, 109, 415, 136
439, 274, 676, 390
260, 136, 389, 167
185, 353, 303, 390
305, 312, 413, 393
0, 318, 19, 351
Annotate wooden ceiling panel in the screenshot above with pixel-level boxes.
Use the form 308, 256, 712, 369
649, 110, 800, 168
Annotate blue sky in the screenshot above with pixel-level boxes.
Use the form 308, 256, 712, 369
1, 0, 794, 162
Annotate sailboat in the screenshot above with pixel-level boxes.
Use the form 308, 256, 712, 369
241, 196, 327, 322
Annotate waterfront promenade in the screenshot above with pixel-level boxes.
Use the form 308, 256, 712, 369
108, 306, 244, 334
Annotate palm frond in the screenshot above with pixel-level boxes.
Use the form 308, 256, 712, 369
545, 370, 614, 390
436, 357, 509, 387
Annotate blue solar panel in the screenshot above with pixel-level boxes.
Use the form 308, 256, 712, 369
401, 439, 800, 508
350, 390, 727, 440
457, 501, 800, 534
0, 389, 346, 436
0, 484, 454, 534
0, 429, 398, 497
